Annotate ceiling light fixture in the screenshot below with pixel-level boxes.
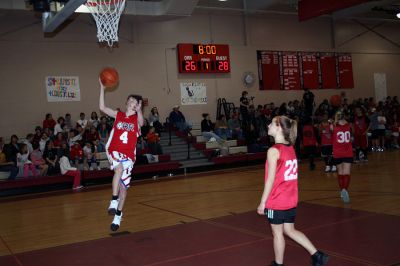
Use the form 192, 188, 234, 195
397, 12, 400, 19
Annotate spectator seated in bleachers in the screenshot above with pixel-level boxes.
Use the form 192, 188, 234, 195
76, 112, 88, 129
39, 132, 50, 153
43, 140, 60, 175
54, 116, 65, 136
42, 113, 56, 131
168, 105, 191, 132
227, 114, 243, 140
58, 148, 83, 191
64, 113, 74, 131
89, 111, 100, 129
53, 132, 65, 149
16, 143, 38, 177
149, 107, 164, 135
70, 142, 84, 170
201, 113, 225, 145
30, 142, 48, 176
0, 137, 18, 180
3, 135, 19, 168
83, 141, 99, 170
214, 115, 231, 140
146, 126, 163, 155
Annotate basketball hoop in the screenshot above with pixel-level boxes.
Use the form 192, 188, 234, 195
85, 0, 126, 47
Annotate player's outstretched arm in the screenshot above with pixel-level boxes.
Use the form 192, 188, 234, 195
99, 79, 118, 118
136, 100, 144, 127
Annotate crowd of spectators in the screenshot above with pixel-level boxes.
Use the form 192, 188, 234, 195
1, 93, 399, 180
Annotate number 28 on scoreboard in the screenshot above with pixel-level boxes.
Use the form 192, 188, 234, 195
177, 43, 231, 73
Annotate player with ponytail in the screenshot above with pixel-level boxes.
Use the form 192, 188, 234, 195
257, 116, 328, 266
333, 111, 353, 203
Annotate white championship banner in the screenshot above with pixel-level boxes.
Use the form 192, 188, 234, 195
180, 82, 207, 105
46, 76, 81, 102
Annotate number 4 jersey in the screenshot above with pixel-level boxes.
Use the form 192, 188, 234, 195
264, 144, 298, 210
332, 123, 353, 159
106, 111, 140, 161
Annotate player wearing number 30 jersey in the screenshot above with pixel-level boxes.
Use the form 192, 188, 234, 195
99, 78, 144, 232
333, 111, 353, 204
257, 116, 328, 266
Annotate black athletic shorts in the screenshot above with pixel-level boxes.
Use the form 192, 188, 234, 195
334, 157, 353, 164
264, 207, 296, 224
320, 145, 333, 157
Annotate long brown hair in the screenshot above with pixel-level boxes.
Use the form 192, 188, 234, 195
274, 116, 297, 145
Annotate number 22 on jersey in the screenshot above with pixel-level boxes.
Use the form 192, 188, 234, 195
284, 159, 298, 181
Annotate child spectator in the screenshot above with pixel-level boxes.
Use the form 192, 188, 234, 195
59, 149, 83, 191
76, 112, 88, 129
146, 127, 163, 155
43, 140, 60, 175
53, 132, 65, 148
30, 142, 48, 176
64, 113, 74, 130
19, 133, 34, 154
0, 139, 18, 180
83, 142, 99, 170
89, 111, 100, 128
70, 142, 84, 170
39, 132, 50, 153
43, 113, 56, 130
68, 129, 82, 148
17, 143, 38, 177
54, 117, 65, 136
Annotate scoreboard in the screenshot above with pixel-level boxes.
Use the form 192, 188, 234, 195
177, 44, 230, 73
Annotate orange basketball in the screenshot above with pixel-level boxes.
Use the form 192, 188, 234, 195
330, 94, 341, 107
100, 67, 119, 87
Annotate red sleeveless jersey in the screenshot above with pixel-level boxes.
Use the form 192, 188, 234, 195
354, 116, 368, 135
107, 111, 140, 161
302, 125, 317, 147
264, 144, 298, 210
320, 124, 333, 146
332, 123, 353, 158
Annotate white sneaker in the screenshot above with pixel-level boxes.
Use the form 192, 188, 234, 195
325, 166, 331, 173
341, 189, 350, 203
111, 213, 122, 231
108, 199, 119, 215
331, 165, 337, 172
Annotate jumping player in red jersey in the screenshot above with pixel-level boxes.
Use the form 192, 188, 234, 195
99, 79, 144, 231
257, 116, 328, 266
332, 111, 353, 203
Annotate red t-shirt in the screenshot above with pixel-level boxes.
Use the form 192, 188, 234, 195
107, 111, 140, 161
43, 119, 56, 130
332, 123, 353, 158
264, 144, 298, 210
320, 124, 332, 146
354, 116, 368, 135
303, 125, 317, 147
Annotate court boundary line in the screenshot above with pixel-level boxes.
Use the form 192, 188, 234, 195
0, 235, 23, 266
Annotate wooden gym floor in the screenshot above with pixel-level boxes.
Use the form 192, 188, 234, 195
0, 150, 399, 265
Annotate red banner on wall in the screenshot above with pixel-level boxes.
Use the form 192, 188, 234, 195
301, 52, 319, 90
320, 53, 338, 89
338, 54, 354, 88
258, 51, 281, 90
282, 52, 301, 90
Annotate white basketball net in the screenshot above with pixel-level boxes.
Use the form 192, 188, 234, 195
85, 0, 126, 47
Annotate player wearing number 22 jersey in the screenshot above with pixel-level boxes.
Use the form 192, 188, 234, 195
264, 144, 298, 210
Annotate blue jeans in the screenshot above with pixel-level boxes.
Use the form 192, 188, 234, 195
0, 164, 19, 179
202, 132, 224, 144
215, 128, 231, 140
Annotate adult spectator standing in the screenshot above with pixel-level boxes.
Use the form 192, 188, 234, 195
43, 113, 56, 130
303, 88, 315, 118
240, 91, 250, 126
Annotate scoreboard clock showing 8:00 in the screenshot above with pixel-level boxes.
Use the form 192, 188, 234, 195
177, 43, 230, 73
